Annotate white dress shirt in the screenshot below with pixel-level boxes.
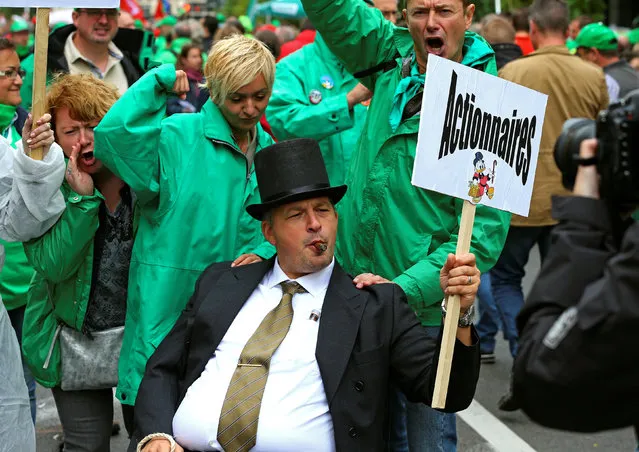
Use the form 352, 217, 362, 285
173, 258, 337, 452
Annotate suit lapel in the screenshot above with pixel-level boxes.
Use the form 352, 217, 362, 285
189, 259, 275, 374
316, 262, 365, 405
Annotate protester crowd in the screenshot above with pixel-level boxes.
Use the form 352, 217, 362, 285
1, 0, 638, 451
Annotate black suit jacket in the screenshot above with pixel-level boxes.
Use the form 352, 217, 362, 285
132, 258, 480, 452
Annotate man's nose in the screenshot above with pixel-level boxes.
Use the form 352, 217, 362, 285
426, 10, 440, 31
307, 212, 321, 232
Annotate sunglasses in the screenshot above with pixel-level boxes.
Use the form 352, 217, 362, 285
0, 67, 26, 79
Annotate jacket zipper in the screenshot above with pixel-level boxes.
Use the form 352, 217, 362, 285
209, 138, 252, 185
43, 323, 62, 369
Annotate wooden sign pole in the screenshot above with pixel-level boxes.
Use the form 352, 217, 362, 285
432, 200, 477, 409
29, 8, 51, 161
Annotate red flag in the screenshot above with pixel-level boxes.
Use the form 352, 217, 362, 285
154, 0, 166, 21
120, 0, 145, 20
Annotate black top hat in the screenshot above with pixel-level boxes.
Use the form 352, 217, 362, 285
246, 138, 348, 220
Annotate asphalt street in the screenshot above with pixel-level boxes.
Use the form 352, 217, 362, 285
33, 248, 637, 451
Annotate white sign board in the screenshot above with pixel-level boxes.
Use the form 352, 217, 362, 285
8, 0, 119, 7
412, 55, 548, 217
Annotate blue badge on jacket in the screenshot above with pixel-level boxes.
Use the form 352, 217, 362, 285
320, 75, 334, 90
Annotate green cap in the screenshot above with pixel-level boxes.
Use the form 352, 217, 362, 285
134, 19, 144, 30
574, 22, 618, 51
238, 15, 253, 33
629, 28, 639, 46
566, 38, 578, 52
170, 37, 191, 54
156, 16, 178, 27
10, 19, 29, 33
216, 13, 226, 23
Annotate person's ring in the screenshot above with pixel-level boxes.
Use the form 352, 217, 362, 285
467, 276, 472, 285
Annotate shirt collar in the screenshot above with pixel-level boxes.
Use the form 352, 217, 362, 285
266, 257, 335, 299
65, 32, 124, 67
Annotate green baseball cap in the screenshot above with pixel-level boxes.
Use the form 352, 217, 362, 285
629, 28, 639, 46
10, 19, 29, 33
574, 22, 618, 51
156, 16, 178, 27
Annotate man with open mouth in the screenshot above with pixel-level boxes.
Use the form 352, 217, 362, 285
298, 0, 512, 450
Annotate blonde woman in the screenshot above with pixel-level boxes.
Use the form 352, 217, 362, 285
93, 35, 277, 431
21, 74, 136, 451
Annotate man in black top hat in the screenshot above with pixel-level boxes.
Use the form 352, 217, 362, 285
131, 138, 481, 452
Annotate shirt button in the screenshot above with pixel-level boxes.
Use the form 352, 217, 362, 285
348, 426, 358, 438
72, 196, 79, 201
209, 441, 216, 448
354, 380, 365, 392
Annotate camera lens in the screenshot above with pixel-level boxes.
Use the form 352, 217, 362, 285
554, 118, 596, 190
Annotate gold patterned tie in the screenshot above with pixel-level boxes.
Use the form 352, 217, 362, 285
217, 281, 307, 452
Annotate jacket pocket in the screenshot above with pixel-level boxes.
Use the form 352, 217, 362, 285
352, 345, 384, 366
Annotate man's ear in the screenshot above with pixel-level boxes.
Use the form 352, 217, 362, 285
262, 220, 276, 246
464, 4, 475, 30
72, 11, 79, 26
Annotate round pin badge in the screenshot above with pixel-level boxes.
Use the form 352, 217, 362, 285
320, 75, 334, 90
309, 89, 323, 105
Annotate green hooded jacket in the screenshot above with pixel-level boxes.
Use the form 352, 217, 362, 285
301, 0, 511, 326
266, 34, 368, 185
93, 64, 275, 405
21, 184, 133, 387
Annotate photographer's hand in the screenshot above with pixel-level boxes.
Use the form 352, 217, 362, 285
573, 138, 600, 199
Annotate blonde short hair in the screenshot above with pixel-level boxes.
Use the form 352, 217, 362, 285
204, 34, 276, 106
46, 73, 119, 130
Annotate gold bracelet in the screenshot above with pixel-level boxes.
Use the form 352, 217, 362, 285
136, 432, 176, 452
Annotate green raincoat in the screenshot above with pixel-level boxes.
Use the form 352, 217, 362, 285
94, 64, 275, 405
267, 34, 368, 185
302, 0, 511, 326
21, 185, 125, 387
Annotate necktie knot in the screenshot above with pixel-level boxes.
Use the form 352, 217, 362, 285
280, 281, 307, 296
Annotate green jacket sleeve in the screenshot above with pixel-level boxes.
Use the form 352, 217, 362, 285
300, 0, 400, 89
94, 64, 177, 211
267, 61, 355, 142
394, 203, 511, 323
24, 191, 101, 285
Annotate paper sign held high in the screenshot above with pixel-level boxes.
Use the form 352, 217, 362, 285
412, 55, 548, 216
411, 55, 547, 409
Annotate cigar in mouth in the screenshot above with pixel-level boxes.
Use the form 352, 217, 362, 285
313, 242, 328, 253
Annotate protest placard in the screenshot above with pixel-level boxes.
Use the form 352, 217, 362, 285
11, 0, 119, 159
412, 55, 548, 408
